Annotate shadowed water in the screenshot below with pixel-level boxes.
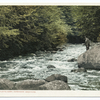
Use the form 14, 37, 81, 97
0, 44, 100, 90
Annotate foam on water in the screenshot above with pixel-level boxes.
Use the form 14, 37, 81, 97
0, 44, 100, 90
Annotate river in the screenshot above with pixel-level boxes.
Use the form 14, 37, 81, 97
0, 44, 100, 90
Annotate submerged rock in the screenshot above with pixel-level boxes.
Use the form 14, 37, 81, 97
67, 58, 77, 62
77, 45, 100, 70
39, 80, 70, 90
71, 68, 87, 72
51, 51, 57, 53
45, 74, 67, 83
59, 48, 63, 51
47, 65, 56, 68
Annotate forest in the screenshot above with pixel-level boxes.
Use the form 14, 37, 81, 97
0, 6, 100, 60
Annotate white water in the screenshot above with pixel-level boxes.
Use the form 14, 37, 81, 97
0, 44, 100, 90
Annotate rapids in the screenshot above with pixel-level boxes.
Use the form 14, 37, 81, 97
0, 44, 100, 90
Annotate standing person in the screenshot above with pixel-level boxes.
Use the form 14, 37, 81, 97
85, 37, 90, 50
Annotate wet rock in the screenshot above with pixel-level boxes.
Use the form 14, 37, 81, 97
71, 68, 87, 72
51, 51, 57, 53
15, 79, 46, 90
47, 58, 53, 61
78, 45, 100, 70
19, 55, 22, 58
67, 58, 77, 62
26, 58, 29, 60
57, 45, 66, 49
0, 68, 8, 71
0, 75, 70, 90
39, 80, 70, 90
45, 74, 67, 83
22, 66, 28, 68
0, 78, 15, 90
59, 48, 63, 51
30, 53, 36, 56
47, 65, 56, 68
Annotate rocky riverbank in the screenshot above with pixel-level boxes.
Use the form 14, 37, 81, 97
0, 74, 70, 90
1, 44, 100, 90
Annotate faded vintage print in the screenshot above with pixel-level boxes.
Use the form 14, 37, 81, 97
0, 6, 100, 92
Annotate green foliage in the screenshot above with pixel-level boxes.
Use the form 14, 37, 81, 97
59, 6, 83, 43
97, 34, 100, 42
0, 6, 72, 60
71, 6, 100, 42
2, 6, 100, 60
0, 27, 19, 36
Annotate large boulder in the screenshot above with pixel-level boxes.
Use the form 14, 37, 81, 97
0, 75, 70, 90
15, 79, 46, 90
0, 78, 15, 90
77, 45, 100, 70
45, 74, 67, 83
39, 80, 70, 90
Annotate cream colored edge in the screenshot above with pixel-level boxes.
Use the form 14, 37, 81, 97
0, 3, 100, 97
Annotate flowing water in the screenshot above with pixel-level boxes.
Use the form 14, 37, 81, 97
0, 44, 100, 90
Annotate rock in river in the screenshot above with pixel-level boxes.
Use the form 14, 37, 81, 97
45, 74, 67, 83
0, 74, 70, 90
71, 68, 87, 72
77, 44, 100, 70
39, 80, 70, 90
67, 58, 77, 62
0, 78, 15, 90
47, 65, 56, 68
15, 79, 46, 90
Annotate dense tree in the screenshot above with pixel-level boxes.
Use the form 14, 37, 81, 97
0, 6, 72, 60
59, 6, 84, 43
72, 6, 100, 42
1, 6, 100, 60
